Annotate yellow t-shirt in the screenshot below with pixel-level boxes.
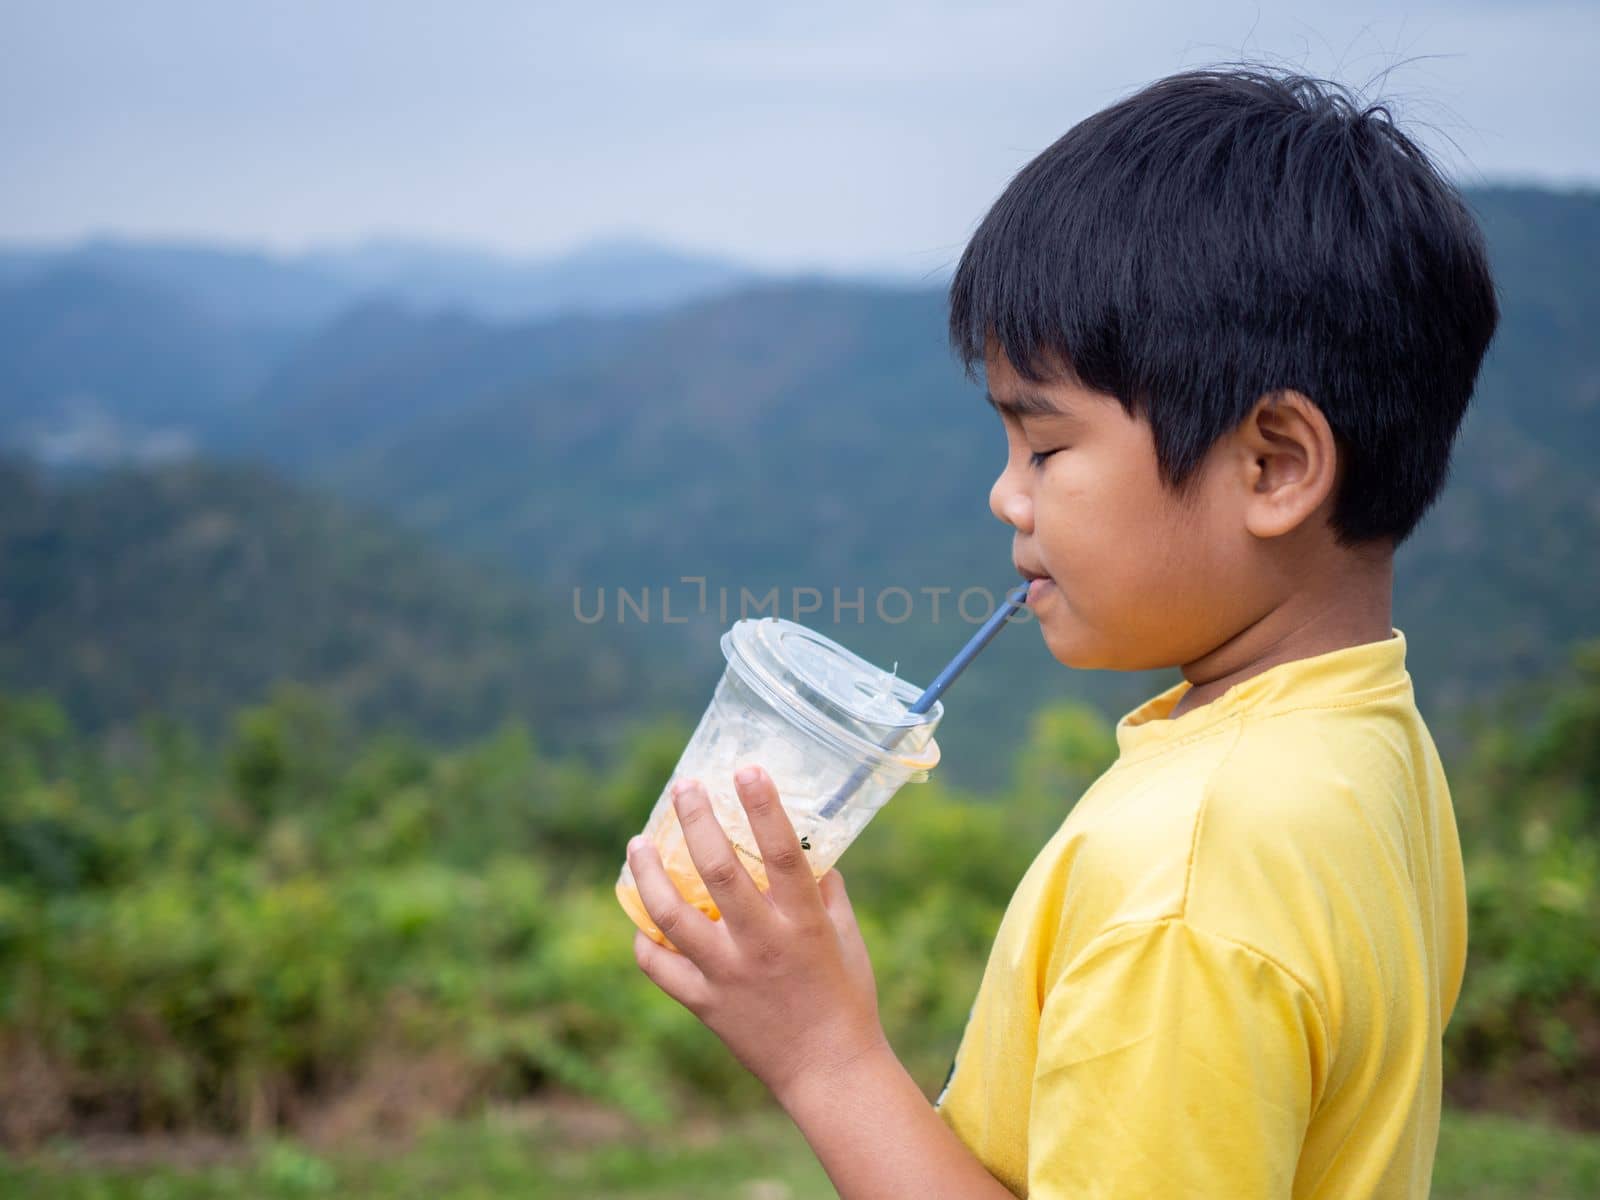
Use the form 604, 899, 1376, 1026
935, 627, 1467, 1198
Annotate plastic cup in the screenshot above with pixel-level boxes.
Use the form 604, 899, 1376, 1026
616, 617, 943, 947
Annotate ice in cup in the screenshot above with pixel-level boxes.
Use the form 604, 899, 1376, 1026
616, 617, 943, 947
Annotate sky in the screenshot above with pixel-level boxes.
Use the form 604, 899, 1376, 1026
2, 1, 1595, 276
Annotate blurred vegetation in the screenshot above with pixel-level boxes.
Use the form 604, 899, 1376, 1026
0, 636, 1596, 1153
0, 1108, 1596, 1199
0, 456, 690, 760
3, 190, 1595, 1194
1445, 640, 1600, 1125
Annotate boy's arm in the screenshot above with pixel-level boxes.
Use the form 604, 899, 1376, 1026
626, 770, 1013, 1199
775, 1038, 1018, 1200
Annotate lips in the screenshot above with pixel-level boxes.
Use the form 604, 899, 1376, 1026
1014, 561, 1055, 607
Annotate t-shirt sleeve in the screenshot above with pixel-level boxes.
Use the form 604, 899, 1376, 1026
1028, 917, 1326, 1199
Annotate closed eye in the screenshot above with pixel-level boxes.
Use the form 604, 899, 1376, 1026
1029, 447, 1066, 469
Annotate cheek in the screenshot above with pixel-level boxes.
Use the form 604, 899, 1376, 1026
1048, 465, 1209, 615
1046, 459, 1168, 577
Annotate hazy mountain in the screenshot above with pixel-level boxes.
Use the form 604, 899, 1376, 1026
0, 187, 1595, 788
0, 247, 52, 288
238, 300, 652, 469
0, 456, 685, 757
1463, 187, 1600, 461
250, 188, 1600, 786
0, 234, 763, 333
0, 264, 293, 455
300, 235, 763, 321
0, 234, 768, 465
0, 238, 352, 329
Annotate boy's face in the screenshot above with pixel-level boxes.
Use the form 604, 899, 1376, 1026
985, 346, 1268, 672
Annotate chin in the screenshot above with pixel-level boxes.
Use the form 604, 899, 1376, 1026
1037, 615, 1099, 670
1036, 610, 1136, 672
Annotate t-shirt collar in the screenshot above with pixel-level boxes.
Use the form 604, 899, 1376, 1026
1114, 627, 1411, 759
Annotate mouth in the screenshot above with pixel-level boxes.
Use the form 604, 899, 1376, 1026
1014, 561, 1056, 606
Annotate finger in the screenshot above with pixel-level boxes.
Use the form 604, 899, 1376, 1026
627, 833, 723, 963
633, 929, 712, 1013
672, 779, 771, 935
734, 765, 827, 921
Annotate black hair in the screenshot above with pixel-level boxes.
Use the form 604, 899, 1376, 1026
949, 64, 1500, 548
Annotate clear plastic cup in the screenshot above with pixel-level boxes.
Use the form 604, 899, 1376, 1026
616, 617, 943, 947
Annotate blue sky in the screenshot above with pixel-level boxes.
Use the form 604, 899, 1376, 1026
2, 1, 1595, 274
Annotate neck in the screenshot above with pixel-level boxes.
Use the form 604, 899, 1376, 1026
1169, 549, 1395, 721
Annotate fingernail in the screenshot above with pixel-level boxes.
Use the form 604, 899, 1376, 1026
670, 778, 691, 799
735, 766, 760, 787
627, 835, 645, 856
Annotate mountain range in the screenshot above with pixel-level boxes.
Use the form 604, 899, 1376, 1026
1, 187, 1596, 789
0, 456, 686, 759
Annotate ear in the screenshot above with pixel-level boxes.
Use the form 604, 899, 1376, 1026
1234, 390, 1340, 540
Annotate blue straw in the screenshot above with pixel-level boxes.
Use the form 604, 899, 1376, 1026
816, 581, 1031, 820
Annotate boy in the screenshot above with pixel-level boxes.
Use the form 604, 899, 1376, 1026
625, 64, 1498, 1198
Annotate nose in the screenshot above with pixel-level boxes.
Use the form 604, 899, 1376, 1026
989, 458, 1033, 532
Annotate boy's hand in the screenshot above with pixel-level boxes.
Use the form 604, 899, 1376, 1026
626, 765, 889, 1105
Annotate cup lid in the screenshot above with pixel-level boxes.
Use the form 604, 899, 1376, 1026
721, 618, 941, 777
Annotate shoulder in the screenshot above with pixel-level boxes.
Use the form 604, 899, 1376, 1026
1041, 724, 1241, 952
1191, 703, 1428, 879
1049, 705, 1425, 973
1180, 708, 1436, 992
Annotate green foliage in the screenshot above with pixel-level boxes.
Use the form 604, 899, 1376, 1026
1433, 1109, 1600, 1200
0, 457, 684, 761
0, 639, 1596, 1144
1445, 638, 1600, 1126
0, 1107, 1595, 1199
0, 690, 732, 1141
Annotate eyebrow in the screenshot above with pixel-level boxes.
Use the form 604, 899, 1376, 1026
984, 386, 1068, 418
